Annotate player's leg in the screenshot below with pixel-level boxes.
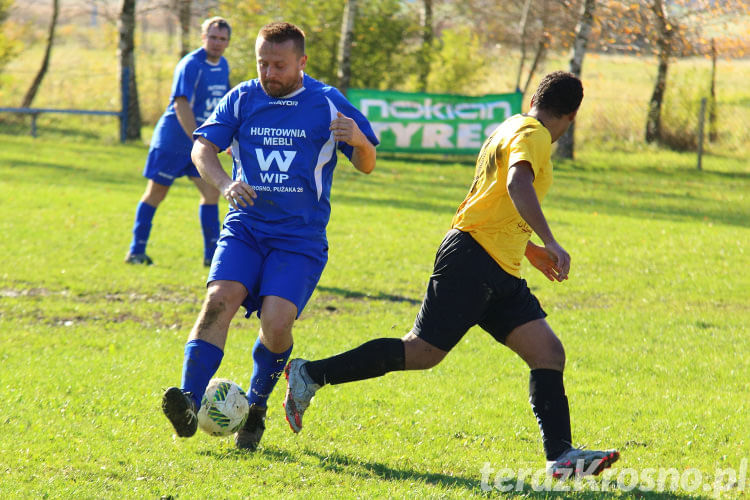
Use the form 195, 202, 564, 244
163, 226, 261, 438
284, 230, 489, 433
505, 319, 618, 478
126, 180, 169, 264
189, 174, 221, 267
126, 147, 176, 264
162, 279, 246, 437
234, 296, 297, 451
250, 295, 297, 406
236, 247, 326, 450
505, 318, 570, 459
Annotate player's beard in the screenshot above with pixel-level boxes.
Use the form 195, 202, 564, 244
260, 74, 302, 98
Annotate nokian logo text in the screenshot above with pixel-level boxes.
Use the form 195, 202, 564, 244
270, 100, 298, 106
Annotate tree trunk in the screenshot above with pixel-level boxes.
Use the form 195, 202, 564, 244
514, 0, 533, 93
417, 0, 433, 92
176, 0, 191, 58
708, 38, 717, 142
522, 33, 548, 97
645, 0, 672, 144
556, 0, 595, 159
119, 0, 141, 140
21, 0, 59, 108
336, 0, 357, 94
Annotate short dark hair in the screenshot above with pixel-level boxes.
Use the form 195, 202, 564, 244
201, 16, 231, 39
531, 71, 583, 117
258, 22, 306, 56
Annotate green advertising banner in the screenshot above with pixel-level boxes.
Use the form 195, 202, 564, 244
348, 89, 523, 155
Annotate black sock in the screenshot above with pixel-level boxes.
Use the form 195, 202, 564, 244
304, 338, 405, 386
529, 368, 573, 461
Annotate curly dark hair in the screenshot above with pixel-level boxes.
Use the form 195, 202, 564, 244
258, 22, 306, 56
531, 71, 583, 117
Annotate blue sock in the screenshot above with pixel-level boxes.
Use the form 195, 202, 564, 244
199, 204, 220, 262
180, 339, 224, 408
129, 201, 156, 255
248, 338, 292, 407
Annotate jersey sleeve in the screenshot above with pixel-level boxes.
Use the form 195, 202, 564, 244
171, 57, 200, 102
507, 127, 551, 178
326, 89, 379, 160
193, 86, 241, 150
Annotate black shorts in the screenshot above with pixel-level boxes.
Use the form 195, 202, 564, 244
412, 229, 547, 351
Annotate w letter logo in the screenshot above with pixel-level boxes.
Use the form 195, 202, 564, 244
255, 149, 296, 172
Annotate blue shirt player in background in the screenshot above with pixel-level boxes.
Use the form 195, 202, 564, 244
161, 22, 379, 451
125, 17, 231, 266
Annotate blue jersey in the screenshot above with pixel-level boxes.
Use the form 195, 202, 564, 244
151, 47, 230, 152
194, 74, 378, 253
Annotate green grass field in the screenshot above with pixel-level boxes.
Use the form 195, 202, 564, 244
0, 132, 748, 499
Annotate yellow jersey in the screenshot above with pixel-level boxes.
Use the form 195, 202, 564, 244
451, 114, 553, 278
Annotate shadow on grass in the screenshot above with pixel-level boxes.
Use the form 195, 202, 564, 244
304, 449, 482, 493
301, 450, 708, 498
316, 285, 421, 306
197, 446, 714, 499
551, 166, 749, 228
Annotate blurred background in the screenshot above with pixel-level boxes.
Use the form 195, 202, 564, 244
0, 0, 748, 158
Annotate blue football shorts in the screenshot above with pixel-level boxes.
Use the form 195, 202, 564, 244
142, 146, 200, 186
207, 220, 327, 319
412, 229, 547, 351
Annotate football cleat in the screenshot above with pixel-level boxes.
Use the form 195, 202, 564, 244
547, 447, 620, 479
283, 359, 320, 433
162, 387, 198, 438
125, 252, 153, 265
234, 404, 267, 451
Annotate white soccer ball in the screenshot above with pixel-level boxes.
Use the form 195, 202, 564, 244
197, 378, 250, 436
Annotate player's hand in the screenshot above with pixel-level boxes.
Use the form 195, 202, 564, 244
220, 179, 256, 210
330, 112, 367, 147
525, 241, 570, 282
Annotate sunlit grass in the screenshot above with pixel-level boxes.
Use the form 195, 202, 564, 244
0, 133, 748, 498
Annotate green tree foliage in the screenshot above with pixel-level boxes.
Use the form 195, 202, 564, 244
348, 0, 413, 90
218, 0, 412, 89
219, 0, 343, 84
423, 26, 485, 94
0, 0, 21, 74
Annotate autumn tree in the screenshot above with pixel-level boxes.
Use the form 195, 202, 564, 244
174, 0, 191, 58
585, 0, 750, 146
221, 0, 412, 90
119, 0, 141, 140
416, 0, 433, 92
336, 0, 357, 93
21, 0, 59, 108
0, 0, 20, 75
556, 0, 595, 159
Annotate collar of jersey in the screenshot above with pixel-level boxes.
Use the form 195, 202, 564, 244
279, 86, 306, 99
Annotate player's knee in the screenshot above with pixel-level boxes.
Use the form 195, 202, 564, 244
535, 336, 566, 371
403, 334, 448, 370
202, 285, 240, 322
410, 352, 445, 370
260, 313, 294, 340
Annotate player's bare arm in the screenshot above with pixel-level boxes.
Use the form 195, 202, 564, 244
174, 96, 199, 140
507, 161, 570, 280
330, 111, 376, 174
192, 137, 257, 210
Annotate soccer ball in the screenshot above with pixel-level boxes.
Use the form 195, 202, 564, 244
197, 378, 250, 436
